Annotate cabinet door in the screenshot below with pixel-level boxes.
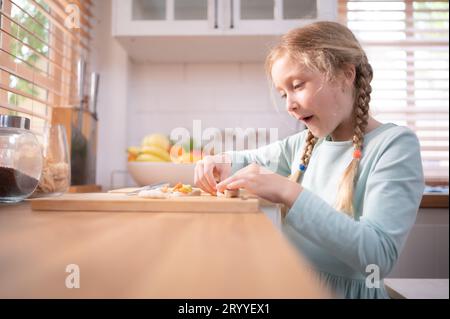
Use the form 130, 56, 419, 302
113, 0, 220, 36
230, 0, 337, 35
132, 0, 166, 20
173, 0, 208, 20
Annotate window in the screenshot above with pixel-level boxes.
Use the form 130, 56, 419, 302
339, 0, 449, 184
0, 0, 93, 137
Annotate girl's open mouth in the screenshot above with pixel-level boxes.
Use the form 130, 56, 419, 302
301, 116, 314, 124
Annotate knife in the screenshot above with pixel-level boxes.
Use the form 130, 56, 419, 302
126, 182, 170, 196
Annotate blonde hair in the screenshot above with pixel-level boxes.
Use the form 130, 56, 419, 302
266, 21, 373, 217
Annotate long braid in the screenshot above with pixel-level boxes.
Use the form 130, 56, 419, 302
334, 60, 373, 216
282, 131, 317, 219
353, 60, 372, 150
289, 130, 317, 182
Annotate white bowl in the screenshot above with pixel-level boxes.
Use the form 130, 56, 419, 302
127, 162, 196, 186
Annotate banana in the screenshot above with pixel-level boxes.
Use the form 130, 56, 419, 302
141, 133, 170, 151
140, 145, 171, 162
136, 153, 167, 162
127, 146, 140, 156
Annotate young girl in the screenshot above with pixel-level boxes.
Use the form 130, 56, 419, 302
194, 21, 425, 299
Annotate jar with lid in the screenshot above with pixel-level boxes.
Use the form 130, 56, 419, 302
0, 115, 43, 203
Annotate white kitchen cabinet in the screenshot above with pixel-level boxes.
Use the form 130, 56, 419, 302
112, 0, 337, 62
113, 0, 336, 36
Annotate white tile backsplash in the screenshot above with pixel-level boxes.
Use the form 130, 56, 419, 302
185, 63, 240, 84
127, 61, 299, 148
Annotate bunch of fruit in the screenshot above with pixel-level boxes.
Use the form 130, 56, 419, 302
127, 134, 204, 163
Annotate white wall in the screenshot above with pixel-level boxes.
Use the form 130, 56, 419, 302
92, 0, 130, 190
127, 62, 301, 149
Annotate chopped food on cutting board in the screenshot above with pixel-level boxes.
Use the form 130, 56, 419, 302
138, 183, 201, 199
136, 183, 242, 199
216, 189, 240, 198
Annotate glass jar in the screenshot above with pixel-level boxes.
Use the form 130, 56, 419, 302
32, 124, 71, 197
0, 115, 43, 203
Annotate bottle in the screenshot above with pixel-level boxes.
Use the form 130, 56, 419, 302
32, 124, 71, 197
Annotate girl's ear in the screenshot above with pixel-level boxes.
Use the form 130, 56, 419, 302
343, 64, 356, 87
336, 64, 356, 94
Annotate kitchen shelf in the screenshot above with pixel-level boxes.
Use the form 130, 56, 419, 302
115, 35, 280, 63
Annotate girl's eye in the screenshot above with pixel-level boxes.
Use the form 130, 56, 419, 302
280, 93, 287, 99
293, 82, 304, 90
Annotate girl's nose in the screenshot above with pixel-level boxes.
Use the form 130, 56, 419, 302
286, 96, 298, 112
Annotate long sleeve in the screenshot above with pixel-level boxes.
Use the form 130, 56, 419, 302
285, 129, 425, 279
225, 131, 306, 177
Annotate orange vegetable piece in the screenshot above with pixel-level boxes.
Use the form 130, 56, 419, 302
173, 182, 183, 191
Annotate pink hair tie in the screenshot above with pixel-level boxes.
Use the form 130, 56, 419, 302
353, 149, 362, 159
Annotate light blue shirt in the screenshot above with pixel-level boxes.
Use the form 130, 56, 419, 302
227, 123, 425, 298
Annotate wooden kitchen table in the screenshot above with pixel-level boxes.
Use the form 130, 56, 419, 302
0, 200, 331, 298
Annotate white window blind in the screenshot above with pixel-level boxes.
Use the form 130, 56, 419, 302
339, 0, 449, 184
0, 0, 93, 136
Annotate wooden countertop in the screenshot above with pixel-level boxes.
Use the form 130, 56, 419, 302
420, 193, 449, 208
0, 200, 330, 298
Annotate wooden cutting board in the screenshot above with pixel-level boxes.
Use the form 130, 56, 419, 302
29, 192, 260, 213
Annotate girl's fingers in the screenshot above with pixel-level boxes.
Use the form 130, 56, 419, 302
200, 171, 216, 195
226, 179, 247, 190
217, 165, 259, 192
203, 161, 218, 193
216, 175, 238, 193
197, 163, 217, 195
194, 163, 211, 193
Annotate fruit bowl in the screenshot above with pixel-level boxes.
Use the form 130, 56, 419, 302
127, 162, 196, 186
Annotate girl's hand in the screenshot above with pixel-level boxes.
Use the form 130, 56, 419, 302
216, 162, 303, 207
194, 153, 232, 195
